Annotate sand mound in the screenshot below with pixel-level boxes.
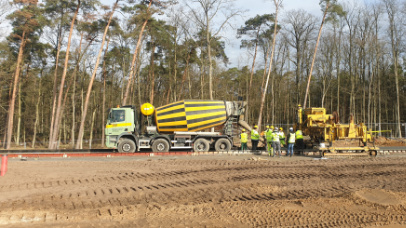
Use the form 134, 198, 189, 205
354, 189, 401, 206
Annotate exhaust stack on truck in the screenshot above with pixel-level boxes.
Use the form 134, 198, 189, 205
105, 100, 248, 152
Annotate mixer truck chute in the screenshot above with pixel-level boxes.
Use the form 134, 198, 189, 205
105, 100, 247, 153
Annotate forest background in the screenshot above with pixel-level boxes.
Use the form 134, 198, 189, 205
0, 0, 405, 150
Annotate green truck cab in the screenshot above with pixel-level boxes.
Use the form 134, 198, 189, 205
105, 106, 137, 152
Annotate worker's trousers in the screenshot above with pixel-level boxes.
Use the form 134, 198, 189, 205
251, 140, 259, 151
287, 143, 294, 156
240, 142, 247, 151
296, 139, 304, 150
272, 141, 281, 156
267, 141, 273, 156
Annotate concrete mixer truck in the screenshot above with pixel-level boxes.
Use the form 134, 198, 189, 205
105, 100, 249, 152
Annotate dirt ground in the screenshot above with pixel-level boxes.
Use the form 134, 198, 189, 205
331, 137, 406, 147
1, 154, 406, 228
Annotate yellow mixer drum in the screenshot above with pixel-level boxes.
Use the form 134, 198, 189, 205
155, 100, 227, 132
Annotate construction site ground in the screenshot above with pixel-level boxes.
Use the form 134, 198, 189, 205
1, 152, 406, 228
332, 136, 406, 147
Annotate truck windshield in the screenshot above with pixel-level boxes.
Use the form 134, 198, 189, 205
109, 110, 125, 123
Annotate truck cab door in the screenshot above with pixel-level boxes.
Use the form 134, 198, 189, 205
105, 108, 135, 147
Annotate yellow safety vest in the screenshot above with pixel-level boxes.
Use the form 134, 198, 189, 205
266, 130, 273, 142
271, 132, 280, 142
279, 131, 285, 140
295, 130, 303, 139
240, 133, 248, 143
288, 133, 296, 143
251, 130, 259, 140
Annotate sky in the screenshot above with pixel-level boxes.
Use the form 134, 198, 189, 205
0, 0, 380, 68
216, 0, 379, 67
225, 0, 325, 68
121, 0, 377, 68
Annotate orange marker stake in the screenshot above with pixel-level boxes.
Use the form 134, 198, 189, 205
1, 155, 7, 176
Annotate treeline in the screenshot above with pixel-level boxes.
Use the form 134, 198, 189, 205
0, 0, 405, 149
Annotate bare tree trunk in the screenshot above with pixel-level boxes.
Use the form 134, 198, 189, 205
50, 1, 81, 149
137, 55, 142, 106
166, 81, 171, 104
257, 0, 281, 132
32, 78, 41, 148
89, 108, 96, 149
246, 30, 260, 122
5, 30, 26, 149
384, 0, 402, 137
76, 1, 118, 149
101, 37, 110, 147
367, 66, 373, 129
173, 42, 178, 101
70, 34, 83, 148
16, 82, 22, 146
303, 3, 329, 109
260, 44, 271, 94
392, 54, 402, 137
63, 118, 66, 145
23, 128, 25, 148
179, 51, 191, 100
335, 24, 343, 115
206, 11, 213, 100
378, 66, 381, 136
149, 42, 156, 104
200, 64, 205, 99
188, 69, 192, 99
49, 28, 64, 148
122, 0, 152, 106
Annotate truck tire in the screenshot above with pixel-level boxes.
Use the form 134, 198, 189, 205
193, 138, 210, 152
215, 138, 231, 152
118, 138, 136, 153
152, 139, 170, 152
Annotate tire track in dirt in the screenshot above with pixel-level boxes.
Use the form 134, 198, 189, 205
2, 159, 406, 209
1, 157, 404, 192
1, 157, 406, 227
2, 160, 404, 193
222, 201, 406, 227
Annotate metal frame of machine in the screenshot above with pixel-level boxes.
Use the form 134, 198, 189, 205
295, 105, 379, 157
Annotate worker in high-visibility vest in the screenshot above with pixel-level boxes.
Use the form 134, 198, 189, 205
263, 125, 271, 152
279, 127, 285, 147
271, 128, 281, 157
240, 129, 248, 152
262, 125, 271, 136
251, 125, 260, 152
265, 127, 274, 156
269, 125, 275, 154
295, 129, 304, 152
287, 127, 296, 157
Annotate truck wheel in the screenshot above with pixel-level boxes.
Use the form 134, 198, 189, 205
193, 138, 210, 152
152, 139, 170, 152
118, 138, 136, 153
215, 138, 231, 152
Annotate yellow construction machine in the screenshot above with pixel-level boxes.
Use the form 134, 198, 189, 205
295, 105, 378, 157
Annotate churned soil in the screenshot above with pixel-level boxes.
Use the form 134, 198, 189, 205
331, 137, 406, 147
0, 154, 406, 227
